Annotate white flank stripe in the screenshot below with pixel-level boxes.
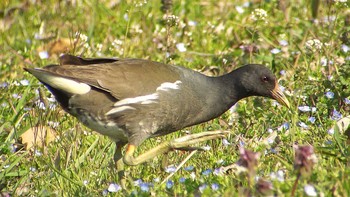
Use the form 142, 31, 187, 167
114, 94, 159, 106
37, 70, 91, 94
106, 106, 136, 115
156, 80, 182, 91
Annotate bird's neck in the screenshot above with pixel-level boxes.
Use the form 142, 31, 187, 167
193, 71, 251, 122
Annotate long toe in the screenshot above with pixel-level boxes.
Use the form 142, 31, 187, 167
170, 130, 230, 148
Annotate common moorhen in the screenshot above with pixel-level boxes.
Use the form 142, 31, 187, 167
24, 54, 289, 176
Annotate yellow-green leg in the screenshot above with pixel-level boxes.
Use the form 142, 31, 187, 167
123, 130, 229, 166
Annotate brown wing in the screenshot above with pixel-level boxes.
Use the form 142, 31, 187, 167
42, 54, 181, 99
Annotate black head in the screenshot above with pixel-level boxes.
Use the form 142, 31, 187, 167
235, 64, 290, 108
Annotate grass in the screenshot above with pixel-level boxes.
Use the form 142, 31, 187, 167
1, 0, 350, 196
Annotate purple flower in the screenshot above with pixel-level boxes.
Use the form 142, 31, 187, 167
107, 183, 121, 192
256, 178, 273, 195
331, 109, 342, 120
344, 97, 350, 104
237, 147, 260, 177
166, 180, 173, 189
279, 70, 286, 75
294, 145, 318, 177
325, 91, 334, 99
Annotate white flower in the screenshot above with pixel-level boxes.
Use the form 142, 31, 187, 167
304, 184, 317, 196
235, 6, 244, 14
38, 51, 49, 59
305, 39, 323, 52
251, 8, 268, 22
176, 43, 187, 52
79, 33, 88, 42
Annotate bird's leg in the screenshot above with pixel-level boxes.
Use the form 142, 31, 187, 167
114, 142, 127, 189
123, 130, 229, 166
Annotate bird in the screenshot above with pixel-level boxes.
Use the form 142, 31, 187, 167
24, 54, 289, 181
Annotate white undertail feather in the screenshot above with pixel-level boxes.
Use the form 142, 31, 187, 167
34, 68, 91, 94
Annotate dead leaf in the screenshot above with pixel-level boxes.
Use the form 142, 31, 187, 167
37, 38, 72, 58
20, 126, 57, 149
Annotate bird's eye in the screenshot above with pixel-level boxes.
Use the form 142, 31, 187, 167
262, 76, 269, 82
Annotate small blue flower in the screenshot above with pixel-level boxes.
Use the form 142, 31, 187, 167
341, 44, 350, 53
199, 184, 208, 193
179, 177, 186, 183
279, 40, 288, 46
278, 122, 290, 131
298, 106, 311, 112
304, 184, 317, 196
344, 97, 350, 104
29, 167, 36, 172
211, 183, 219, 191
279, 70, 286, 75
298, 121, 309, 129
83, 180, 88, 185
102, 189, 108, 196
202, 169, 212, 176
139, 182, 150, 192
12, 93, 21, 99
166, 180, 174, 189
328, 128, 334, 135
239, 140, 245, 147
20, 79, 29, 86
270, 48, 281, 54
184, 165, 194, 171
107, 183, 121, 192
308, 116, 316, 124
0, 82, 8, 88
134, 179, 143, 186
222, 139, 230, 146
331, 109, 342, 120
213, 168, 222, 176
270, 148, 277, 154
34, 150, 42, 156
165, 165, 177, 173
325, 91, 334, 99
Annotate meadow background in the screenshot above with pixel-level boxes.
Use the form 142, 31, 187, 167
1, 0, 350, 196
